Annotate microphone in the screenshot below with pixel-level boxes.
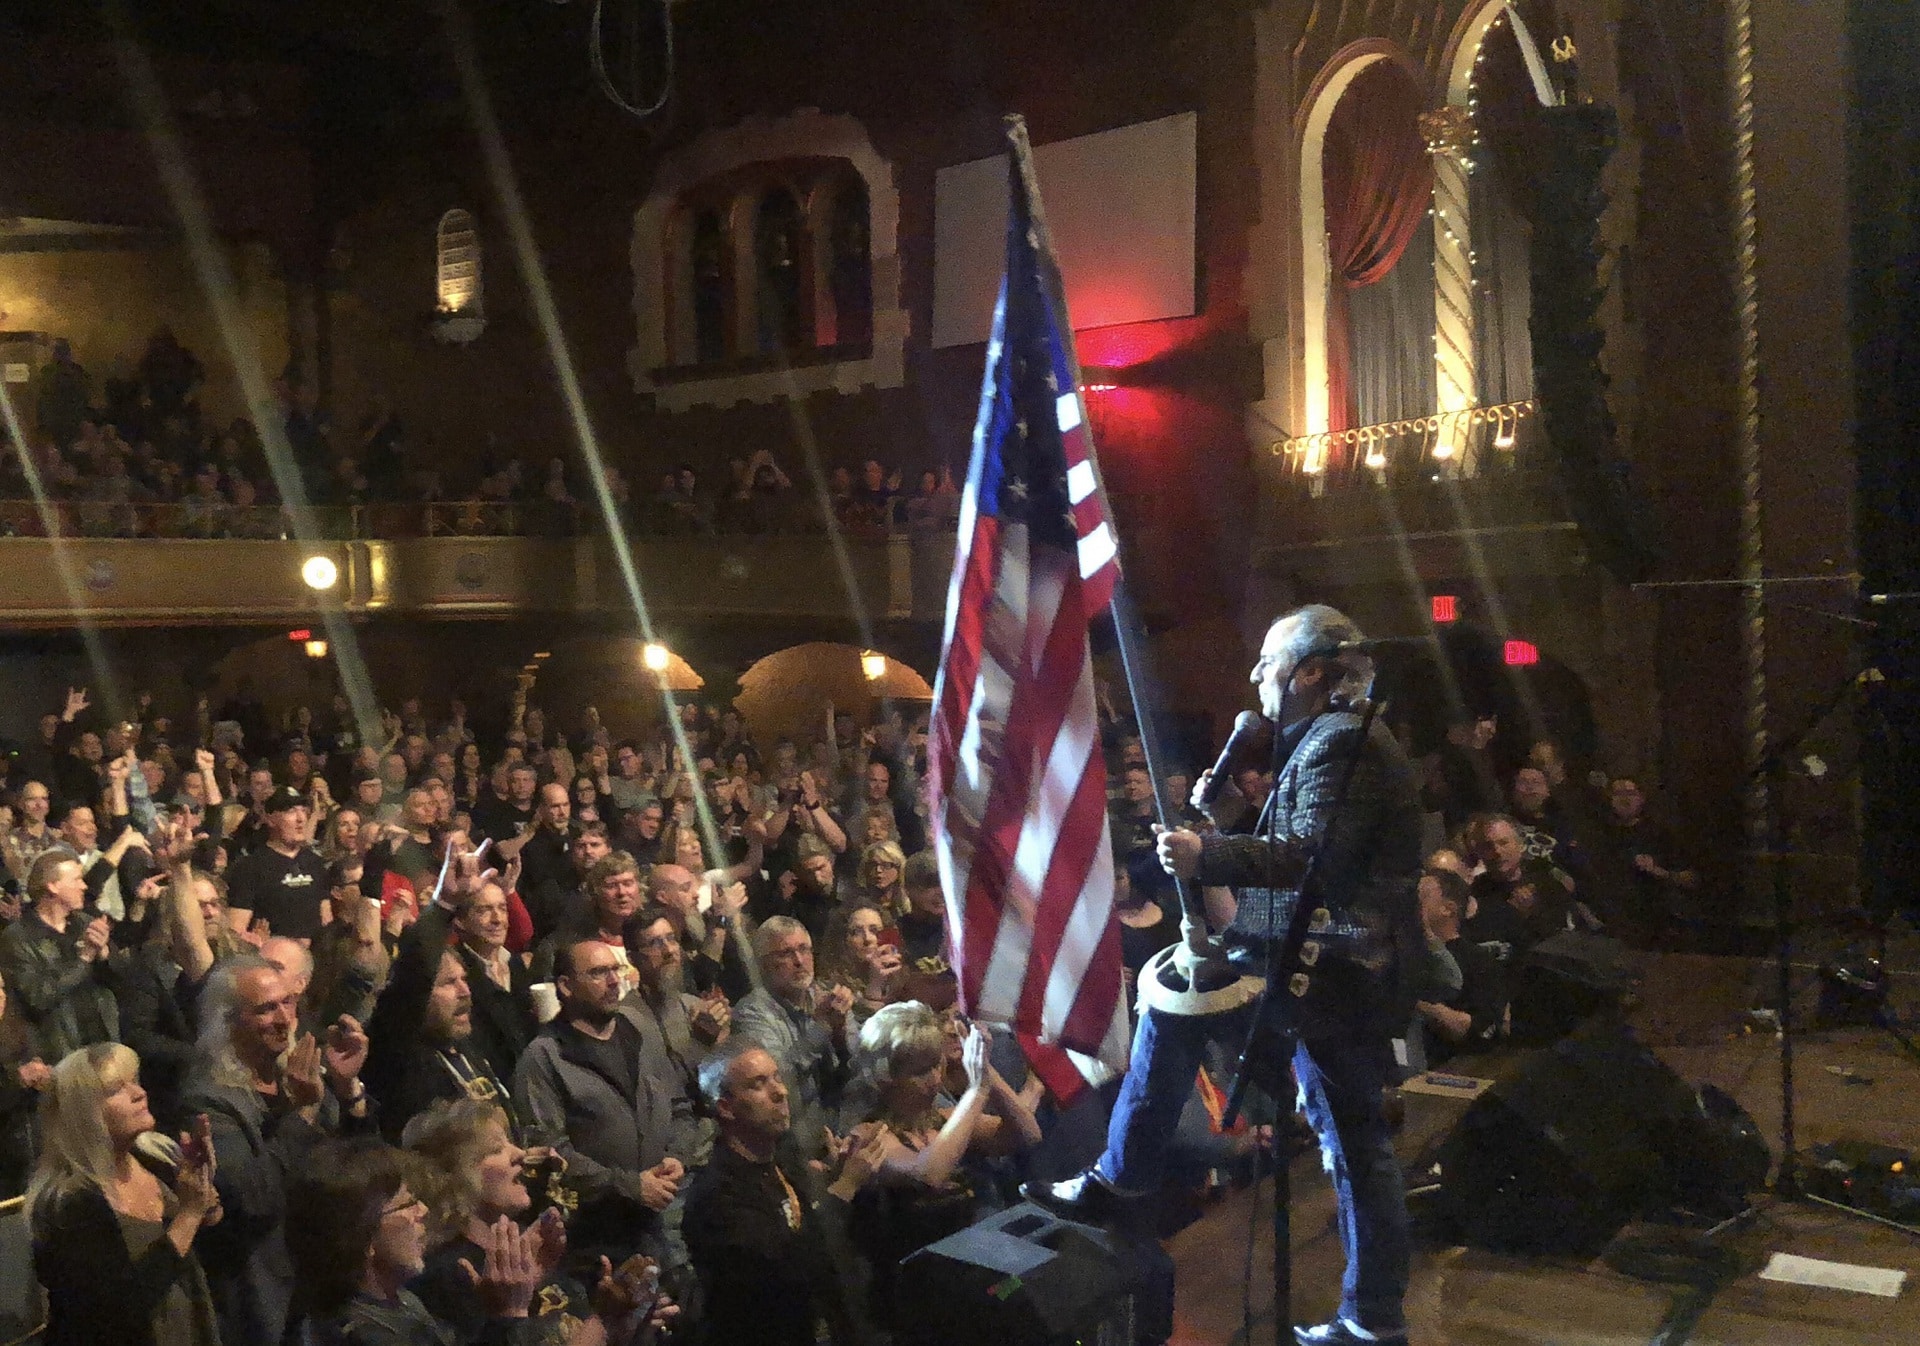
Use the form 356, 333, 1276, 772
1196, 711, 1264, 812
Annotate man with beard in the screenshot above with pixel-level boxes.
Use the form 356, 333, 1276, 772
182, 955, 373, 1345
623, 905, 731, 1172
625, 905, 732, 1076
685, 1042, 886, 1346
648, 861, 754, 1001
513, 938, 694, 1260
732, 917, 853, 1162
365, 942, 514, 1142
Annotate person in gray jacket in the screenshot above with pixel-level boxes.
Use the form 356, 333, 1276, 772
179, 953, 374, 1345
512, 937, 693, 1262
731, 916, 852, 1161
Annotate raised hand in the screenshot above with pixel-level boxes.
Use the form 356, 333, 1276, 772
864, 943, 904, 999
323, 1015, 369, 1088
63, 687, 90, 721
174, 1113, 222, 1225
459, 1215, 542, 1318
530, 1206, 568, 1274
812, 983, 854, 1030
159, 812, 198, 866
840, 1127, 888, 1190
80, 915, 113, 962
283, 1033, 325, 1109
961, 1024, 990, 1091
689, 994, 730, 1045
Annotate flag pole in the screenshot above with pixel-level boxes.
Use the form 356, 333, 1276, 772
1003, 116, 1257, 1013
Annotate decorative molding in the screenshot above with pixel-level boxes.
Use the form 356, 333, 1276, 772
627, 108, 905, 412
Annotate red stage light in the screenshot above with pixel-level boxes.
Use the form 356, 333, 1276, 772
1504, 640, 1540, 667
1431, 595, 1458, 624
287, 629, 312, 642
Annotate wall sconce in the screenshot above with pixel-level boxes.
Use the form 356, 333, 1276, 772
642, 642, 671, 672
861, 650, 888, 681
304, 639, 329, 659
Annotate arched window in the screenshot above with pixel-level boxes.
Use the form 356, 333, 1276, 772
689, 208, 730, 364
827, 179, 872, 348
435, 209, 482, 316
754, 188, 808, 353
631, 111, 905, 409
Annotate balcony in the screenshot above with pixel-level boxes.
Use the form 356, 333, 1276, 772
0, 499, 1172, 628
1255, 399, 1586, 587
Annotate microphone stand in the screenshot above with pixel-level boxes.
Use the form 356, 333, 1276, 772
1755, 663, 1877, 1201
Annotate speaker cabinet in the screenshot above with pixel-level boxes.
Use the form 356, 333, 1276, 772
896, 1202, 1136, 1346
1437, 1019, 1768, 1255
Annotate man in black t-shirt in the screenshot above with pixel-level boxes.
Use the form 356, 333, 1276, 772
685, 1042, 882, 1346
472, 761, 537, 847
225, 786, 329, 942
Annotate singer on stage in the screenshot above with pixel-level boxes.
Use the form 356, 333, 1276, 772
1033, 604, 1425, 1346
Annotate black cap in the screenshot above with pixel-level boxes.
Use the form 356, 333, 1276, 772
351, 765, 381, 785
264, 786, 309, 814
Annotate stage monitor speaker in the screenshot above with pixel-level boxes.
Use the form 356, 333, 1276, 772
896, 1202, 1135, 1346
1437, 1019, 1768, 1256
1510, 930, 1641, 1044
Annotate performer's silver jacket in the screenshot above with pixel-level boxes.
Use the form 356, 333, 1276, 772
1194, 709, 1425, 991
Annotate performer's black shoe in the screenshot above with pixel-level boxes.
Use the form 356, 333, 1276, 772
1292, 1318, 1408, 1346
1020, 1166, 1142, 1219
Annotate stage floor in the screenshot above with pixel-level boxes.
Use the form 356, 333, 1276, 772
1166, 953, 1920, 1345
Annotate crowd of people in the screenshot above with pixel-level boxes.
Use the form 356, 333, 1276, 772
0, 656, 1697, 1345
4, 329, 961, 543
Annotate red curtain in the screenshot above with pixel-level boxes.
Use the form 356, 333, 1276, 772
1323, 62, 1434, 434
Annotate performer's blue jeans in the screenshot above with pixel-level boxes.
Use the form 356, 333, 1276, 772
1096, 979, 1411, 1335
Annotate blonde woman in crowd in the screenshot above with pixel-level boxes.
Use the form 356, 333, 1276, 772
28, 1043, 223, 1346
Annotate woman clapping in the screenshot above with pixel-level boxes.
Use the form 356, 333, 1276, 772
28, 1044, 223, 1346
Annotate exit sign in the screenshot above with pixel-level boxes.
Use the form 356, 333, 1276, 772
1504, 640, 1540, 667
1431, 594, 1458, 624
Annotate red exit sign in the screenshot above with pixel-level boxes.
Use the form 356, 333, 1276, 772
1504, 640, 1540, 667
1431, 595, 1458, 624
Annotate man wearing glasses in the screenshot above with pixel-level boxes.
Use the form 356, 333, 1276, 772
513, 938, 694, 1261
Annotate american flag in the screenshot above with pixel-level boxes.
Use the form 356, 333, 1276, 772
928, 120, 1132, 1088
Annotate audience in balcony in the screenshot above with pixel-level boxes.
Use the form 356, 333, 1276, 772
8, 328, 950, 542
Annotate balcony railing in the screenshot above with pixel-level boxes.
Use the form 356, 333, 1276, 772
1268, 398, 1543, 493
0, 494, 958, 543
0, 490, 1173, 628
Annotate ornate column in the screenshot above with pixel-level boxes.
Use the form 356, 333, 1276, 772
1421, 104, 1478, 444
